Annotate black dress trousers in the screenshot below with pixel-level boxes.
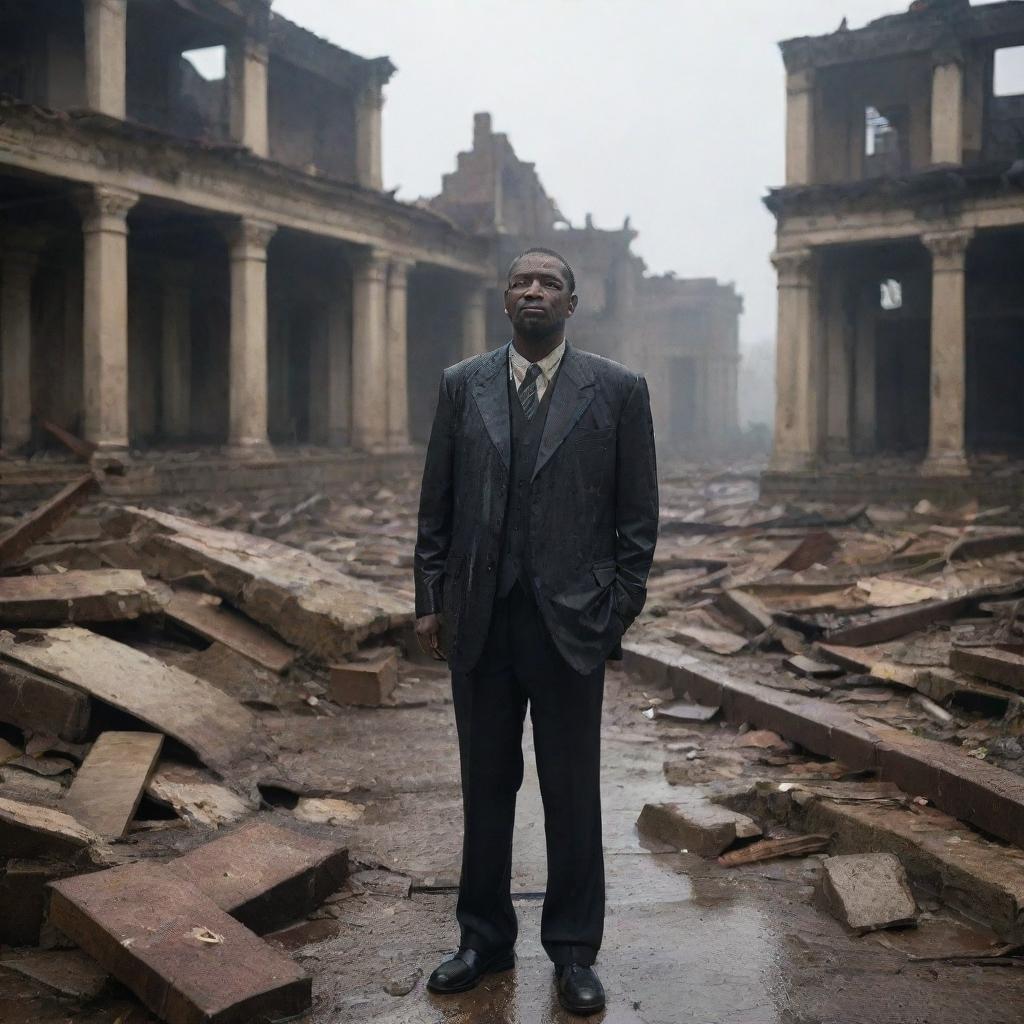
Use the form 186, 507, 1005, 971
450, 582, 605, 966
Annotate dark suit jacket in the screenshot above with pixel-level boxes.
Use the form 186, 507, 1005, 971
414, 342, 659, 675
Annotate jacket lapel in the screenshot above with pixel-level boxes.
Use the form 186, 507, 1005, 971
532, 344, 595, 481
471, 343, 512, 469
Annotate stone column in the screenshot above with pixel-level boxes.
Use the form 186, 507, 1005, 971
226, 218, 276, 453
770, 248, 820, 472
160, 260, 191, 441
351, 248, 389, 451
228, 38, 269, 158
823, 271, 852, 458
852, 282, 877, 455
931, 57, 964, 165
461, 279, 489, 359
84, 0, 127, 119
386, 257, 414, 450
785, 69, 816, 186
78, 185, 138, 452
326, 294, 352, 448
922, 229, 973, 476
0, 236, 42, 453
355, 83, 384, 190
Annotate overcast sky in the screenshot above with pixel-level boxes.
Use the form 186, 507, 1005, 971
272, 0, 1001, 351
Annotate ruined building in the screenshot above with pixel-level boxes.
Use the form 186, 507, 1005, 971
764, 0, 1024, 499
0, 0, 490, 488
430, 113, 743, 455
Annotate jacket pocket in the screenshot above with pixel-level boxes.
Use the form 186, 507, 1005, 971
592, 559, 617, 588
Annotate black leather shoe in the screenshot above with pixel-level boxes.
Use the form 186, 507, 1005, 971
555, 963, 606, 1015
427, 948, 515, 994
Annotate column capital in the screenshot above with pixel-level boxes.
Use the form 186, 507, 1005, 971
354, 246, 391, 282
226, 217, 277, 255
76, 185, 138, 231
771, 248, 815, 287
923, 229, 973, 269
786, 67, 816, 95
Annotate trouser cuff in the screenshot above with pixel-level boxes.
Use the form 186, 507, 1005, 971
545, 943, 598, 967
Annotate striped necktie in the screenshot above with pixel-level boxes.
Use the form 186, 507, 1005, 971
518, 364, 543, 420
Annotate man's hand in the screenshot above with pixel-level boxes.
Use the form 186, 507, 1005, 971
415, 613, 446, 661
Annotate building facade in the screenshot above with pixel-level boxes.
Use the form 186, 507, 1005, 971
0, 0, 490, 470
765, 0, 1024, 496
430, 113, 743, 455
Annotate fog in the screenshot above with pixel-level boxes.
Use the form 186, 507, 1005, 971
272, 1, 1008, 354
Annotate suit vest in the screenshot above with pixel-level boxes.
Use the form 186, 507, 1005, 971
495, 365, 559, 600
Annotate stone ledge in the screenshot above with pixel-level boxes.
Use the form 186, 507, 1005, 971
623, 640, 1024, 850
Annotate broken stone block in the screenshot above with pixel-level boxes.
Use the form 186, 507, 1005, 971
0, 662, 91, 742
821, 853, 917, 934
48, 861, 311, 1024
113, 507, 412, 661
62, 732, 163, 839
329, 651, 399, 706
0, 949, 109, 1000
0, 796, 97, 859
0, 860, 76, 946
0, 569, 162, 624
167, 820, 349, 934
0, 626, 256, 771
637, 798, 762, 857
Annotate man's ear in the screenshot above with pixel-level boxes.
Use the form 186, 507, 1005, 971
567, 294, 579, 317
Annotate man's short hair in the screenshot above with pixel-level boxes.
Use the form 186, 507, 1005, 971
507, 247, 576, 294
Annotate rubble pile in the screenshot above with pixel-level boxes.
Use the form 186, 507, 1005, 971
0, 475, 422, 1023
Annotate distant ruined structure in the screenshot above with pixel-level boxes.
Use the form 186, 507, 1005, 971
0, 1, 742, 499
430, 113, 744, 456
764, 0, 1024, 500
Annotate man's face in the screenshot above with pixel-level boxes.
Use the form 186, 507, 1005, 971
504, 254, 578, 341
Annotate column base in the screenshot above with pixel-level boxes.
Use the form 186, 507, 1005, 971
920, 451, 970, 477
768, 451, 818, 474
223, 439, 275, 460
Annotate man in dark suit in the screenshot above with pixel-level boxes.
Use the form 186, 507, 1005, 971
414, 247, 658, 1015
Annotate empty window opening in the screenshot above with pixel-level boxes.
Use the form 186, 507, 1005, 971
182, 46, 226, 82
880, 279, 903, 311
994, 46, 1024, 98
865, 106, 899, 157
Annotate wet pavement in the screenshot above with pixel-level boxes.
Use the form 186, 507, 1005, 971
4, 663, 1024, 1024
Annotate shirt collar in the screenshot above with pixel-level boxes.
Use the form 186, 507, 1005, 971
508, 339, 567, 382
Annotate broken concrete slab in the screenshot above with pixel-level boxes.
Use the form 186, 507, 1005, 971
637, 798, 761, 857
167, 821, 349, 934
644, 700, 720, 723
0, 475, 97, 568
950, 646, 1024, 692
329, 651, 399, 706
716, 588, 774, 634
163, 587, 296, 674
784, 654, 844, 680
0, 796, 97, 859
0, 660, 91, 742
112, 507, 412, 662
0, 949, 109, 1000
147, 763, 255, 828
0, 627, 256, 771
49, 861, 311, 1024
0, 569, 162, 624
821, 853, 918, 934
63, 732, 164, 839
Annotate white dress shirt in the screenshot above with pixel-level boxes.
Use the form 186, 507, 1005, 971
508, 339, 566, 406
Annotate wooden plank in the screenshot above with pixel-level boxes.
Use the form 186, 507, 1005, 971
0, 476, 97, 568
0, 796, 97, 859
950, 646, 1024, 692
167, 821, 348, 933
775, 530, 840, 572
165, 588, 296, 674
49, 861, 311, 1024
0, 569, 162, 624
0, 662, 91, 741
62, 732, 164, 838
0, 627, 256, 771
717, 834, 831, 867
948, 531, 1024, 562
38, 419, 97, 462
119, 507, 412, 662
